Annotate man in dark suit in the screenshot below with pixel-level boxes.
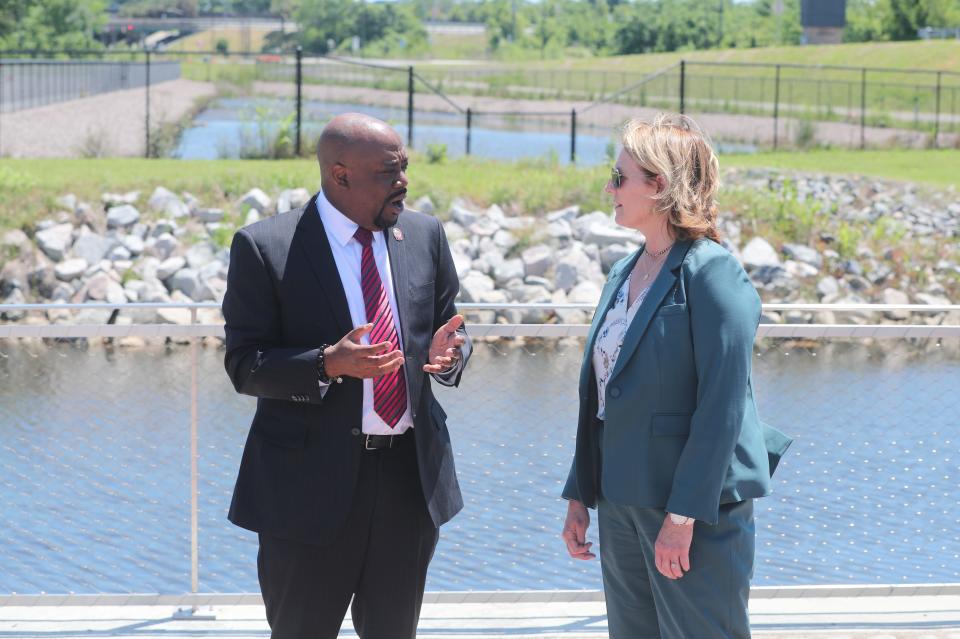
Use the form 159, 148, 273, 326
222, 113, 471, 639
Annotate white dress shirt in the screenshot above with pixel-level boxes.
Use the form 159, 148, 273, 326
317, 191, 415, 435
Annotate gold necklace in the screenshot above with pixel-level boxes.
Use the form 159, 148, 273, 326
635, 244, 673, 283
645, 242, 674, 259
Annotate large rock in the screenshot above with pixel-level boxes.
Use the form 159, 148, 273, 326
151, 219, 178, 237
914, 292, 952, 306
122, 235, 145, 256
784, 260, 819, 279
600, 244, 635, 273
0, 260, 28, 296
412, 195, 434, 215
571, 211, 611, 240
469, 218, 499, 237
782, 243, 823, 268
3, 229, 31, 255
546, 219, 573, 241
452, 252, 472, 279
521, 245, 554, 278
85, 272, 126, 304
186, 243, 217, 269
816, 276, 840, 299
547, 205, 579, 223
1, 288, 27, 320
153, 233, 180, 260
459, 272, 495, 303
198, 260, 227, 282
492, 229, 517, 251
493, 258, 525, 287
568, 280, 602, 305
108, 246, 132, 261
277, 188, 311, 214
240, 188, 271, 214
157, 256, 187, 280
106, 205, 141, 229
149, 186, 189, 218
741, 237, 780, 270
582, 222, 637, 247
138, 277, 172, 303
195, 208, 224, 223
71, 230, 117, 264
168, 268, 202, 299
35, 223, 74, 261
881, 288, 911, 320
450, 200, 479, 227
54, 258, 88, 282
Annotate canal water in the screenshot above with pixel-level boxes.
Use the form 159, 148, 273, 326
0, 339, 957, 594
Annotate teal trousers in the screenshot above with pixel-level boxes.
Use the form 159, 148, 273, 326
598, 498, 755, 639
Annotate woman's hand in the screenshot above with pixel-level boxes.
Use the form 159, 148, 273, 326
561, 500, 596, 560
654, 515, 694, 579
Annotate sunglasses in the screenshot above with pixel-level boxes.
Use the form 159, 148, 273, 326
610, 167, 625, 189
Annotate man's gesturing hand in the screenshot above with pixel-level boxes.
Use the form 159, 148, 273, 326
423, 314, 466, 373
323, 324, 404, 380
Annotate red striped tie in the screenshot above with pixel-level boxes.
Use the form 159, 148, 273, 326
354, 227, 407, 428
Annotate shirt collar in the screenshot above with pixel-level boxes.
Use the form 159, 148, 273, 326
317, 190, 380, 248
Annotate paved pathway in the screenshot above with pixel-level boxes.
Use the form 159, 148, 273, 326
2, 587, 958, 638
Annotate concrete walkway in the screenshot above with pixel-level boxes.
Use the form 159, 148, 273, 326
2, 586, 959, 638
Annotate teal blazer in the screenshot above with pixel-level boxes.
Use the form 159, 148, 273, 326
562, 239, 792, 525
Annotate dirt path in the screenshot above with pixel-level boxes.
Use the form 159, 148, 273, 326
0, 79, 216, 158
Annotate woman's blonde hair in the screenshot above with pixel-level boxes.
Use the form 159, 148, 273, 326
620, 113, 721, 243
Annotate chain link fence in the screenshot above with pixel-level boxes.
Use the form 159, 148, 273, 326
0, 304, 958, 595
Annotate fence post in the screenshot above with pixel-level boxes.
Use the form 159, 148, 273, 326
773, 64, 781, 151
860, 67, 866, 150
295, 46, 302, 157
934, 71, 942, 148
145, 49, 151, 158
189, 307, 200, 595
465, 107, 472, 156
0, 58, 4, 156
570, 108, 577, 164
679, 60, 686, 114
407, 66, 414, 148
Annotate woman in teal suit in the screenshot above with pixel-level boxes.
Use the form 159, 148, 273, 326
561, 114, 792, 639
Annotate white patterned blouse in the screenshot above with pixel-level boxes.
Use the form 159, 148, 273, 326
592, 275, 652, 420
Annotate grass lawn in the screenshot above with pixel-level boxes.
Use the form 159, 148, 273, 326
484, 40, 960, 74
723, 149, 960, 190
1, 149, 956, 236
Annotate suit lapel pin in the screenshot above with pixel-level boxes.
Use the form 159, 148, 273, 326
393, 227, 404, 241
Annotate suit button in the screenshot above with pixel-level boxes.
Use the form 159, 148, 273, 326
610, 386, 621, 399
350, 428, 361, 436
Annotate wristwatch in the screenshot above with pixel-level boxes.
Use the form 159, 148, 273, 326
316, 345, 342, 385
669, 513, 694, 526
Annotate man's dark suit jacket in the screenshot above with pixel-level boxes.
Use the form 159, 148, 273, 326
222, 194, 469, 545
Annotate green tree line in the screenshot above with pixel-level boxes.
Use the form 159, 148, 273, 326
3, 0, 959, 56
